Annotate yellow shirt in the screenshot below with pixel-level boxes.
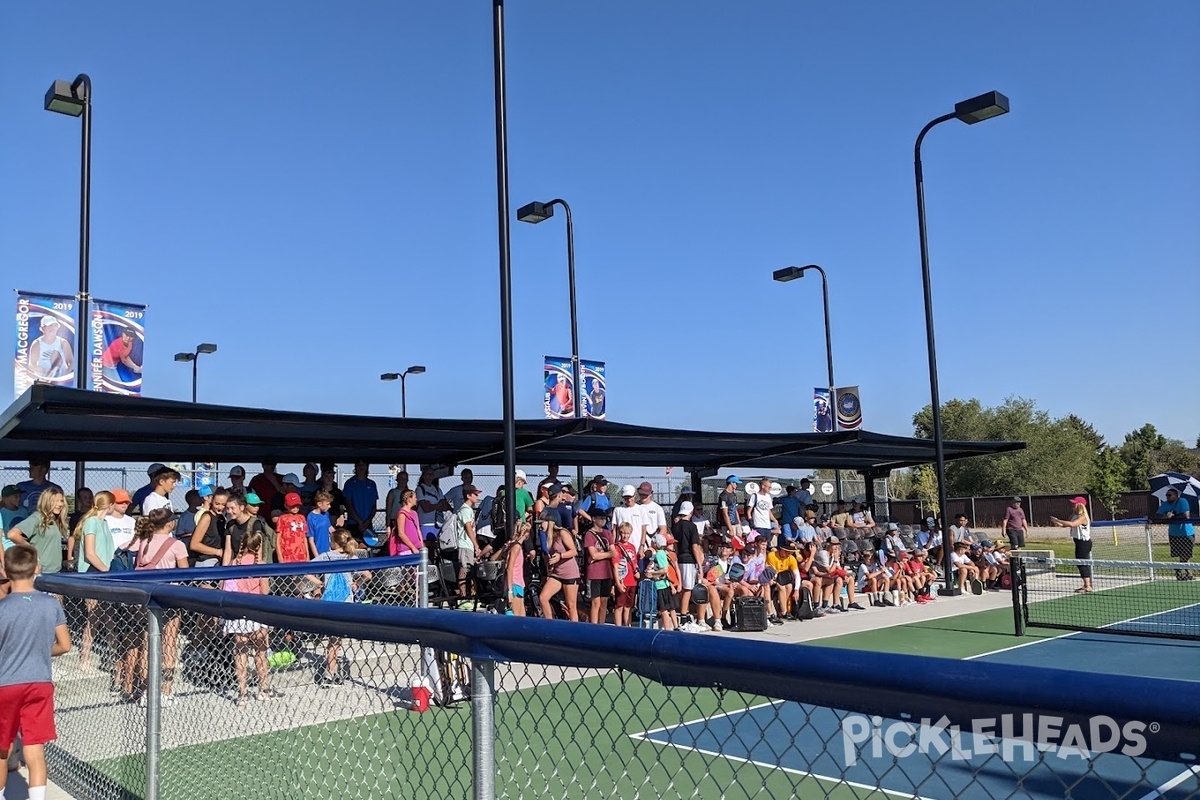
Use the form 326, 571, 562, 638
767, 551, 797, 575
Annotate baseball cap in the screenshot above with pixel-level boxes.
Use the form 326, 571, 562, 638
637, 481, 653, 497
230, 465, 246, 477
679, 487, 694, 496
1, 485, 20, 498
724, 475, 742, 485
147, 463, 166, 477
887, 523, 899, 531
463, 485, 481, 496
1012, 496, 1022, 502
621, 484, 636, 497
590, 506, 610, 518
282, 473, 301, 486
284, 492, 302, 507
1069, 496, 1088, 506
678, 501, 694, 516
826, 536, 840, 545
653, 533, 667, 548
111, 488, 132, 503
514, 469, 527, 482
548, 483, 564, 495
592, 474, 607, 485
244, 491, 263, 506
198, 485, 214, 498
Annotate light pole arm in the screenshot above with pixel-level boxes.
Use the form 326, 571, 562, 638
548, 198, 580, 419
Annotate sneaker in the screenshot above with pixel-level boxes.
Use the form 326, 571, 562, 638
235, 694, 249, 707
711, 622, 723, 632
849, 602, 865, 611
883, 597, 896, 607
768, 615, 784, 626
257, 688, 283, 701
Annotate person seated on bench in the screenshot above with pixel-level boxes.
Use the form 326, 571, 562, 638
951, 541, 980, 592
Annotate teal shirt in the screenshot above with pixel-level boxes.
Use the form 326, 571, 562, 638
14, 512, 65, 574
653, 550, 670, 591
77, 516, 115, 572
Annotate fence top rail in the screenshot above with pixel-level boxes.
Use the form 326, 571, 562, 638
33, 573, 1199, 762
52, 553, 423, 583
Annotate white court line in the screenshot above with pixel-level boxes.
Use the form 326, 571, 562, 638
1133, 764, 1200, 800
629, 722, 939, 800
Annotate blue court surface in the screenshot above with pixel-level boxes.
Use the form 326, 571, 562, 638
634, 702, 1199, 799
633, 620, 1200, 799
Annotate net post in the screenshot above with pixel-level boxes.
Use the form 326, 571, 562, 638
1145, 519, 1155, 580
1011, 556, 1025, 636
145, 606, 163, 800
419, 547, 429, 609
471, 657, 497, 800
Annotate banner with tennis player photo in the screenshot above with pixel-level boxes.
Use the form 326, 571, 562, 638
544, 356, 606, 419
14, 291, 79, 398
89, 299, 146, 395
813, 387, 834, 432
836, 385, 863, 430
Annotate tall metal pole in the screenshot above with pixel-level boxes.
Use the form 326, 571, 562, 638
493, 0, 518, 538
191, 355, 198, 404
915, 113, 959, 596
75, 74, 93, 495
401, 373, 408, 418
812, 266, 841, 500
550, 198, 584, 494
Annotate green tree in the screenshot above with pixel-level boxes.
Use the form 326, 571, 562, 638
912, 465, 939, 513
912, 396, 1099, 496
1117, 424, 1200, 488
1087, 447, 1127, 522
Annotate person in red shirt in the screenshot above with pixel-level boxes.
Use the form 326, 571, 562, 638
249, 464, 282, 519
100, 327, 141, 386
274, 493, 310, 563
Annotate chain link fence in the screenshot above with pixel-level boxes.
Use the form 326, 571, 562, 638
33, 567, 1200, 800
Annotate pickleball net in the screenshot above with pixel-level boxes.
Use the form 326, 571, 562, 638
1017, 556, 1200, 641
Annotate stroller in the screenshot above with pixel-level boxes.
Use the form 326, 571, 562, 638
474, 558, 507, 614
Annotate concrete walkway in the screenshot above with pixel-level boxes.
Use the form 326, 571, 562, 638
5, 767, 72, 800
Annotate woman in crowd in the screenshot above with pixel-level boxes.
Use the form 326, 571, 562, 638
502, 521, 530, 616
132, 508, 190, 705
391, 490, 422, 556
1050, 497, 1093, 594
539, 525, 580, 621
221, 528, 278, 705
72, 490, 115, 670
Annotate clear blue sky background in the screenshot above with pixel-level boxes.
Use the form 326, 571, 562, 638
2, 2, 1197, 447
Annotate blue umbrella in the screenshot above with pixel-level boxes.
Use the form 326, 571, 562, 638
1148, 472, 1200, 508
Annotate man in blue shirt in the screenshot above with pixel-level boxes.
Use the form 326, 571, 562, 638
15, 458, 63, 515
1158, 487, 1194, 580
342, 460, 379, 542
779, 486, 803, 543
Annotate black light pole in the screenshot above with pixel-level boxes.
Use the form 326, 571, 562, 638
517, 198, 584, 493
492, 0, 518, 540
174, 343, 218, 403
914, 90, 1010, 596
380, 365, 426, 418
773, 265, 840, 501
45, 74, 92, 493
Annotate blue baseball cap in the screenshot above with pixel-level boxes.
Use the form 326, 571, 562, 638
198, 485, 214, 498
725, 475, 742, 485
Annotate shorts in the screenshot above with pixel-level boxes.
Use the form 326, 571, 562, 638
615, 585, 636, 608
678, 563, 698, 591
589, 578, 614, 599
511, 585, 525, 599
459, 545, 477, 568
550, 576, 579, 586
1169, 536, 1194, 561
656, 587, 676, 612
776, 570, 794, 586
0, 682, 57, 747
224, 618, 266, 636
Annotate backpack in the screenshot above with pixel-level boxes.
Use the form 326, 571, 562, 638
323, 569, 353, 603
109, 548, 138, 572
794, 587, 816, 620
439, 510, 459, 551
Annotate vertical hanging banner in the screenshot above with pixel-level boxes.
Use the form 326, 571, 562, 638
580, 358, 606, 420
813, 387, 833, 432
89, 299, 146, 395
836, 385, 863, 430
14, 291, 79, 398
544, 356, 606, 419
543, 355, 574, 419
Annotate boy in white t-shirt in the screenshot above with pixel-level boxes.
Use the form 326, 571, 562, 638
106, 489, 138, 550
141, 468, 179, 515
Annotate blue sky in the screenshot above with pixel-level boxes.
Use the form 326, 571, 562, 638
2, 2, 1197, 447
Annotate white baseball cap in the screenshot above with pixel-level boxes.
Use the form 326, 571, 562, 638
621, 484, 636, 497
678, 501, 694, 516
515, 469, 527, 482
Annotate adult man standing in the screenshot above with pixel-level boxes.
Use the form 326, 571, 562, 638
131, 463, 166, 513
672, 500, 704, 620
779, 486, 803, 543
342, 460, 379, 541
16, 459, 62, 516
416, 467, 451, 550
1002, 497, 1030, 549
454, 485, 482, 598
1158, 487, 1195, 580
717, 476, 742, 538
512, 470, 535, 526
444, 468, 475, 512
316, 464, 349, 520
633, 482, 669, 556
249, 463, 283, 516
796, 478, 814, 510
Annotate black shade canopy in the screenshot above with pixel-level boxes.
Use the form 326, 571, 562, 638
0, 387, 1023, 472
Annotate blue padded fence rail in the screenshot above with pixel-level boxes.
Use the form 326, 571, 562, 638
34, 573, 1200, 765
51, 553, 422, 583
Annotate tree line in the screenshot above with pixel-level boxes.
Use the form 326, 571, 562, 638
883, 397, 1199, 514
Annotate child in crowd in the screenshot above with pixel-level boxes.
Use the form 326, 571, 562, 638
133, 509, 190, 705
0, 544, 72, 800
275, 492, 310, 564
502, 522, 530, 616
221, 528, 280, 706
611, 522, 639, 627
306, 490, 346, 558
309, 528, 371, 686
645, 534, 675, 631
72, 490, 115, 671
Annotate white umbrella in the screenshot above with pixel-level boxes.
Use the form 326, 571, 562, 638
1148, 471, 1200, 503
